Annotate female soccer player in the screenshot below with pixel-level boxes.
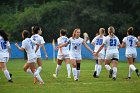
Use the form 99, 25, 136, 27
53, 29, 71, 78
0, 29, 13, 83
91, 28, 105, 78
15, 30, 44, 84
56, 28, 94, 81
94, 26, 121, 80
31, 26, 48, 76
122, 27, 140, 79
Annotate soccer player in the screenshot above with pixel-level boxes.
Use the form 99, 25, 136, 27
53, 29, 71, 78
0, 29, 13, 83
91, 28, 105, 78
31, 26, 48, 76
94, 26, 121, 80
56, 28, 94, 81
122, 27, 140, 79
15, 30, 44, 84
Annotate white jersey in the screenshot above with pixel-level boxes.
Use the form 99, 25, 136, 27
123, 35, 138, 54
69, 37, 84, 55
91, 35, 105, 55
57, 36, 69, 55
0, 36, 10, 58
103, 35, 120, 54
31, 34, 45, 57
21, 38, 37, 60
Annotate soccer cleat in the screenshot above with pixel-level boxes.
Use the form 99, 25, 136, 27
39, 81, 45, 85
112, 77, 116, 81
109, 69, 113, 78
53, 74, 57, 78
34, 77, 38, 84
67, 76, 71, 79
74, 78, 78, 81
124, 77, 131, 79
93, 71, 97, 78
8, 79, 13, 83
135, 69, 140, 77
9, 73, 12, 78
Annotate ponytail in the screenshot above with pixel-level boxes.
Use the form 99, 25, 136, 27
0, 29, 9, 41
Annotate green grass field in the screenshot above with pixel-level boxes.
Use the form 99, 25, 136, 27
0, 59, 140, 93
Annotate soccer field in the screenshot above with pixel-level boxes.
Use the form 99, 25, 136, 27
0, 59, 140, 93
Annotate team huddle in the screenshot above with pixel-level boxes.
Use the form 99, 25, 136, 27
0, 26, 139, 84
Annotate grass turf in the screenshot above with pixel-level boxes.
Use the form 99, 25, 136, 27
0, 59, 140, 93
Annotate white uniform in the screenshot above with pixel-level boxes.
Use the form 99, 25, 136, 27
21, 38, 37, 63
123, 35, 138, 58
91, 35, 105, 59
31, 34, 45, 58
69, 37, 84, 60
57, 36, 70, 60
0, 36, 10, 63
103, 35, 120, 60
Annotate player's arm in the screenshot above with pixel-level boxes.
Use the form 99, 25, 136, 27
121, 38, 126, 48
15, 43, 24, 51
95, 43, 105, 56
41, 44, 48, 59
83, 41, 94, 53
56, 42, 69, 49
35, 43, 39, 53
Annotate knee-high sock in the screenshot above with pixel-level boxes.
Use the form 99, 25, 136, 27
112, 67, 117, 78
129, 64, 136, 71
4, 70, 11, 80
97, 65, 101, 76
34, 66, 42, 76
72, 68, 77, 80
55, 65, 61, 76
66, 64, 71, 77
105, 65, 111, 71
128, 67, 133, 77
26, 68, 33, 75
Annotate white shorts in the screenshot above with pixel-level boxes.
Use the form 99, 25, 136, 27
97, 53, 105, 60
27, 58, 37, 63
36, 55, 41, 58
57, 54, 70, 60
126, 53, 137, 58
69, 54, 82, 60
105, 53, 119, 60
0, 57, 9, 63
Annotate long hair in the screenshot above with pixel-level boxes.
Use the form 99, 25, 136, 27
127, 27, 133, 35
32, 26, 40, 34
99, 28, 105, 35
22, 30, 30, 39
72, 28, 80, 39
108, 26, 115, 37
0, 29, 9, 41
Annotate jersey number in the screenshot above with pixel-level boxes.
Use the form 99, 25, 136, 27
96, 39, 103, 45
129, 39, 133, 47
1, 41, 6, 49
30, 40, 34, 49
110, 39, 117, 46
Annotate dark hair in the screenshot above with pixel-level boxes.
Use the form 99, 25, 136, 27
0, 29, 9, 41
22, 30, 30, 39
127, 27, 133, 35
60, 29, 67, 36
32, 26, 40, 34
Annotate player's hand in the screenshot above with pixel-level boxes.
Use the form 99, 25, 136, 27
15, 43, 19, 47
45, 55, 48, 60
55, 46, 59, 50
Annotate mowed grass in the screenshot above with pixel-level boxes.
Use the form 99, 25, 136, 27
0, 59, 140, 93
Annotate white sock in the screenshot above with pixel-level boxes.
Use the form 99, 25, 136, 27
128, 67, 133, 77
4, 70, 11, 80
112, 67, 117, 78
97, 65, 101, 76
34, 66, 42, 76
105, 65, 111, 71
72, 68, 77, 80
95, 64, 98, 71
55, 65, 61, 76
77, 70, 80, 79
36, 74, 43, 82
129, 64, 136, 71
26, 68, 33, 75
66, 64, 71, 77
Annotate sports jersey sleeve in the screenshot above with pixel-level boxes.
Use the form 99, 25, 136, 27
6, 41, 11, 48
31, 39, 37, 45
40, 37, 45, 44
103, 37, 107, 45
91, 37, 96, 44
21, 41, 26, 49
135, 37, 138, 43
122, 37, 126, 43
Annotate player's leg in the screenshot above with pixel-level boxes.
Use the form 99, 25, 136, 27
112, 58, 118, 80
71, 59, 77, 81
76, 60, 81, 80
64, 58, 71, 78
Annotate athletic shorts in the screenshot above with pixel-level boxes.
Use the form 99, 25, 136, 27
97, 53, 105, 60
27, 58, 37, 63
126, 53, 137, 58
0, 57, 9, 63
69, 53, 82, 60
105, 53, 119, 60
57, 54, 70, 60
